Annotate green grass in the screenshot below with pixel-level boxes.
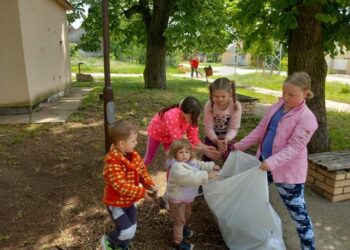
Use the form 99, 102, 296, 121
327, 112, 350, 151
0, 124, 49, 147
236, 88, 279, 104
70, 56, 188, 75
71, 56, 145, 74
71, 56, 349, 104
226, 73, 350, 104
72, 76, 350, 151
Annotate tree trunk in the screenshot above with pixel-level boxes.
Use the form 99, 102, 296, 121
143, 0, 176, 89
288, 3, 329, 153
144, 35, 167, 89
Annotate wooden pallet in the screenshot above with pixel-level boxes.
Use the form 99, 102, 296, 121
308, 149, 350, 171
307, 150, 350, 202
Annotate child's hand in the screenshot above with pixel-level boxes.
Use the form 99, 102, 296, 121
260, 161, 270, 171
202, 145, 221, 160
149, 185, 158, 198
144, 189, 155, 201
208, 171, 220, 180
150, 185, 158, 192
212, 165, 221, 171
217, 139, 229, 154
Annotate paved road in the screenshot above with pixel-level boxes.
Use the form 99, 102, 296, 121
210, 66, 350, 85
250, 86, 350, 114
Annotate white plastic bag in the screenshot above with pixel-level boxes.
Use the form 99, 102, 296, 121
203, 151, 286, 250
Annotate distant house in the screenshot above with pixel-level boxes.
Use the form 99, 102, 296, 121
222, 43, 251, 66
68, 25, 103, 57
0, 0, 72, 114
326, 49, 350, 75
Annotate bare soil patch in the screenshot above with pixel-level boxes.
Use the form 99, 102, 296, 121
0, 114, 226, 249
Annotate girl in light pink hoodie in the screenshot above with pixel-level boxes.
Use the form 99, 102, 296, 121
233, 72, 318, 250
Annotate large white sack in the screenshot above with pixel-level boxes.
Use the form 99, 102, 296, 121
203, 151, 286, 250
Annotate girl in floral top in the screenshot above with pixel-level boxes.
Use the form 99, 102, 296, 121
203, 77, 242, 161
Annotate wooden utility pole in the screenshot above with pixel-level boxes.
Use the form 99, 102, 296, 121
102, 0, 115, 153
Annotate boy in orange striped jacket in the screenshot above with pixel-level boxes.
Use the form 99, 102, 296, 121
101, 120, 156, 250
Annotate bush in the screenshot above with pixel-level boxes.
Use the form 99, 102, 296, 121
69, 43, 78, 57
340, 86, 350, 94
166, 51, 183, 67
280, 57, 288, 71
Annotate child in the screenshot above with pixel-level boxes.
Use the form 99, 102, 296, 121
166, 139, 220, 250
101, 120, 156, 250
203, 77, 242, 161
233, 72, 318, 250
190, 56, 199, 78
144, 96, 221, 167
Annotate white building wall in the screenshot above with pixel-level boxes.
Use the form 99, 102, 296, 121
0, 0, 29, 107
18, 0, 71, 106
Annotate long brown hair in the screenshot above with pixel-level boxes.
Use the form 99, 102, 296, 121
158, 96, 202, 126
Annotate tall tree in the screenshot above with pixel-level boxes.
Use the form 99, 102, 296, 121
231, 0, 350, 153
69, 0, 233, 89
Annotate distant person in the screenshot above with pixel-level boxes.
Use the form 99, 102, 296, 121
190, 56, 200, 78
101, 120, 157, 250
166, 139, 220, 250
233, 72, 318, 250
203, 77, 242, 161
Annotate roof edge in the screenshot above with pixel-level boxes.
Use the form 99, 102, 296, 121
55, 0, 73, 11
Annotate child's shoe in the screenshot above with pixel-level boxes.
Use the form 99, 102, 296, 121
197, 185, 204, 196
115, 240, 131, 250
172, 239, 194, 250
100, 234, 115, 250
183, 226, 193, 238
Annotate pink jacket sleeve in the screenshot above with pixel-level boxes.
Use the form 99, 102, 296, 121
203, 101, 217, 141
234, 108, 271, 151
226, 101, 242, 141
266, 111, 318, 171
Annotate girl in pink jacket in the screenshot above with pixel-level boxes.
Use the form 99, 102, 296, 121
144, 96, 220, 167
233, 72, 318, 250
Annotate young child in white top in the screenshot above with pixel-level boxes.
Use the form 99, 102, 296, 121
166, 139, 220, 250
203, 77, 242, 161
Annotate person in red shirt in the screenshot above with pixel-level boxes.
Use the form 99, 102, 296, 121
101, 120, 156, 250
190, 56, 199, 78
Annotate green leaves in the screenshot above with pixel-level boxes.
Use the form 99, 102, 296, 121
316, 13, 338, 24
229, 0, 350, 57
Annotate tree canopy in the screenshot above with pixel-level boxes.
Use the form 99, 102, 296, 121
230, 0, 350, 55
68, 0, 234, 88
68, 0, 350, 153
230, 0, 350, 153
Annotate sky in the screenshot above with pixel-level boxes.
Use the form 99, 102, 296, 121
71, 5, 89, 29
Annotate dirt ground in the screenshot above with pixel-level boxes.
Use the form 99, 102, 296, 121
1, 113, 349, 249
